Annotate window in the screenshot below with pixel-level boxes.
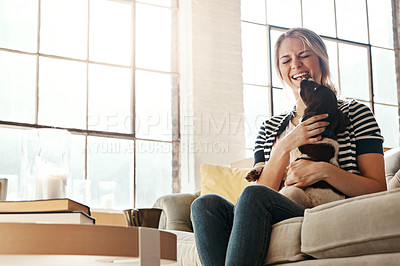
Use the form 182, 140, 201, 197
241, 0, 400, 156
0, 0, 179, 209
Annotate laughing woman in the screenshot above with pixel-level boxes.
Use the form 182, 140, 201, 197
191, 28, 386, 266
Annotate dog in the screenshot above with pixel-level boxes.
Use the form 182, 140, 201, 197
245, 78, 350, 208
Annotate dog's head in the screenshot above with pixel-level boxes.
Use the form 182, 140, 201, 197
300, 78, 349, 135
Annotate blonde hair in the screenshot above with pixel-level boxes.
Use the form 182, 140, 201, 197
274, 28, 336, 93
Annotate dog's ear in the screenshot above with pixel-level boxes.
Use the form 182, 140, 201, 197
300, 79, 350, 135
300, 79, 325, 122
335, 109, 350, 134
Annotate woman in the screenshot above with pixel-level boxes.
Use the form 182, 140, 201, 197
191, 28, 386, 266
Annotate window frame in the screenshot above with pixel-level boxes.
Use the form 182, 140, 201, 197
0, 0, 180, 207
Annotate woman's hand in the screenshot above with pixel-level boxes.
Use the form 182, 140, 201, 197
256, 113, 330, 190
285, 154, 386, 197
277, 114, 330, 153
285, 159, 331, 188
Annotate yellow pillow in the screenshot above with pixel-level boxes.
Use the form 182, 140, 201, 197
200, 163, 253, 204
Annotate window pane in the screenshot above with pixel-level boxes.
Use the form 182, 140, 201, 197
374, 104, 399, 148
245, 149, 254, 159
372, 48, 397, 105
38, 57, 87, 129
241, 22, 269, 86
70, 134, 85, 180
40, 0, 88, 59
87, 136, 133, 209
136, 140, 172, 208
336, 0, 368, 43
244, 85, 270, 149
324, 40, 339, 88
241, 0, 266, 24
270, 29, 285, 88
0, 51, 36, 123
302, 0, 336, 37
338, 44, 369, 101
266, 0, 301, 28
69, 134, 87, 204
367, 0, 394, 48
88, 64, 132, 133
0, 127, 25, 200
272, 87, 295, 115
89, 0, 132, 66
0, 0, 38, 52
135, 70, 172, 141
136, 3, 172, 72
137, 0, 172, 7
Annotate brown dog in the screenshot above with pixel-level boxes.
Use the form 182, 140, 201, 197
246, 78, 349, 208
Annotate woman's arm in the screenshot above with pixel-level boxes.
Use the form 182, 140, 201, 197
255, 145, 289, 191
285, 101, 387, 197
285, 153, 386, 197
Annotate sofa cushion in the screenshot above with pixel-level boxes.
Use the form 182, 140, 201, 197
301, 189, 400, 258
265, 217, 310, 265
166, 230, 201, 266
200, 163, 252, 204
275, 253, 400, 266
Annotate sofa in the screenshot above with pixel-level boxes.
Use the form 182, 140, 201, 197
154, 147, 400, 265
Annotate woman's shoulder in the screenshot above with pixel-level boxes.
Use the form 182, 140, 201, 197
337, 99, 373, 116
338, 98, 382, 137
262, 111, 291, 127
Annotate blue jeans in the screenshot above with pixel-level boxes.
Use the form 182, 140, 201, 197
191, 185, 305, 266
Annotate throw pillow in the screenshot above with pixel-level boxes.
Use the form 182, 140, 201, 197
200, 163, 253, 204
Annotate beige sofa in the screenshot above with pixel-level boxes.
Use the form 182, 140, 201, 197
154, 148, 400, 265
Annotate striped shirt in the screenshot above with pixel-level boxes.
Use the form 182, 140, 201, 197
254, 99, 384, 174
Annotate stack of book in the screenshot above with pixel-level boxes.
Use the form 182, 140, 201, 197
0, 198, 94, 225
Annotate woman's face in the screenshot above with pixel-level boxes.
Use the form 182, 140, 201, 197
277, 37, 322, 93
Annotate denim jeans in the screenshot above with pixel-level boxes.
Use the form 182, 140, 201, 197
191, 185, 305, 266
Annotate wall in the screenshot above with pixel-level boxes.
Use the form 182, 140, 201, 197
179, 0, 245, 191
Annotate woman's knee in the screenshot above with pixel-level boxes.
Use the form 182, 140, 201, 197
238, 185, 276, 204
191, 194, 231, 215
192, 194, 217, 211
242, 184, 273, 197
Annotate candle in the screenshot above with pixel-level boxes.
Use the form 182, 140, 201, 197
101, 193, 115, 208
36, 159, 68, 199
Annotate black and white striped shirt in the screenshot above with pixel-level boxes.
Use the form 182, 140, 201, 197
254, 99, 384, 174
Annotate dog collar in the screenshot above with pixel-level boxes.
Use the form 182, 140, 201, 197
321, 130, 335, 137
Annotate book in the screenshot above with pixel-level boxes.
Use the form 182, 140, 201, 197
0, 198, 90, 216
0, 211, 95, 225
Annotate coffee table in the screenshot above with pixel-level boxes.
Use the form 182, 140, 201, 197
0, 223, 176, 265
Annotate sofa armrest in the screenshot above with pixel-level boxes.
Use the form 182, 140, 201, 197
153, 191, 200, 232
384, 147, 400, 189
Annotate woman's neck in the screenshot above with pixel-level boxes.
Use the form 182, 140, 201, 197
292, 100, 306, 126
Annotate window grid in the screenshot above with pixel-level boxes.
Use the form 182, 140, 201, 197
0, 0, 180, 207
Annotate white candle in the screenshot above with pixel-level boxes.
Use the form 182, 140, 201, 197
37, 173, 67, 199
101, 193, 115, 208
45, 174, 67, 198
36, 158, 68, 199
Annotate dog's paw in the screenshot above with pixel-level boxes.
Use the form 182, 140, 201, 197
244, 165, 264, 182
280, 186, 313, 208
